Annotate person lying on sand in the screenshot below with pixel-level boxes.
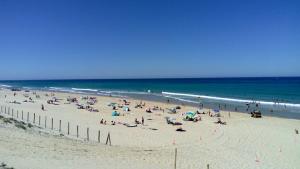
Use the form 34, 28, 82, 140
165, 117, 182, 125
196, 110, 206, 114
194, 116, 201, 122
152, 106, 159, 110
146, 108, 152, 113
9, 100, 21, 104
214, 118, 227, 125
47, 100, 54, 104
176, 127, 186, 132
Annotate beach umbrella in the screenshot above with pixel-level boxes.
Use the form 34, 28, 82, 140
183, 111, 196, 121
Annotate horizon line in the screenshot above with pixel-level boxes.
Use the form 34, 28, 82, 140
0, 75, 299, 81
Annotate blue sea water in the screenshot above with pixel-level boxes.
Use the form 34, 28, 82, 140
1, 77, 300, 119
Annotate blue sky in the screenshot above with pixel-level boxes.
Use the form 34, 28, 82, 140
0, 0, 299, 80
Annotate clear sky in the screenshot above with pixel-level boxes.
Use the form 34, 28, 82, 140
0, 0, 299, 80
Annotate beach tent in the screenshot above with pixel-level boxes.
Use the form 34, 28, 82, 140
112, 111, 120, 116
183, 111, 197, 121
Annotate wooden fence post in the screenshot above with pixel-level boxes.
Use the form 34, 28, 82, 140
67, 122, 70, 135
87, 128, 89, 141
76, 125, 79, 138
59, 120, 61, 132
45, 116, 47, 128
98, 130, 100, 143
39, 115, 41, 125
22, 111, 23, 120
106, 132, 111, 146
51, 118, 53, 130
33, 113, 36, 123
174, 148, 177, 169
27, 112, 29, 122
207, 164, 209, 169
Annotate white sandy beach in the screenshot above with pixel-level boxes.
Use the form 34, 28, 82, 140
0, 88, 299, 169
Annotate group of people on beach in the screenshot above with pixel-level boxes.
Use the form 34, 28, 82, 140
135, 117, 144, 125
100, 119, 116, 125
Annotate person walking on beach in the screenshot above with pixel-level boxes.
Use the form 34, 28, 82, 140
142, 116, 144, 125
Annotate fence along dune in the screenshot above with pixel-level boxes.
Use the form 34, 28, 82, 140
0, 105, 111, 145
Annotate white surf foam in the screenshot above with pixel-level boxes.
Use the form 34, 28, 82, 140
102, 90, 150, 95
162, 91, 300, 108
71, 88, 98, 92
49, 87, 74, 92
0, 84, 12, 88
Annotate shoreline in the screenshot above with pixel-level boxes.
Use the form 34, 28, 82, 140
1, 85, 300, 120
2, 77, 300, 119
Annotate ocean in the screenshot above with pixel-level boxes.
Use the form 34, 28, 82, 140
1, 77, 300, 119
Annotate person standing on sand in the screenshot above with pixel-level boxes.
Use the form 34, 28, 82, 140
142, 116, 144, 125
41, 104, 45, 111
